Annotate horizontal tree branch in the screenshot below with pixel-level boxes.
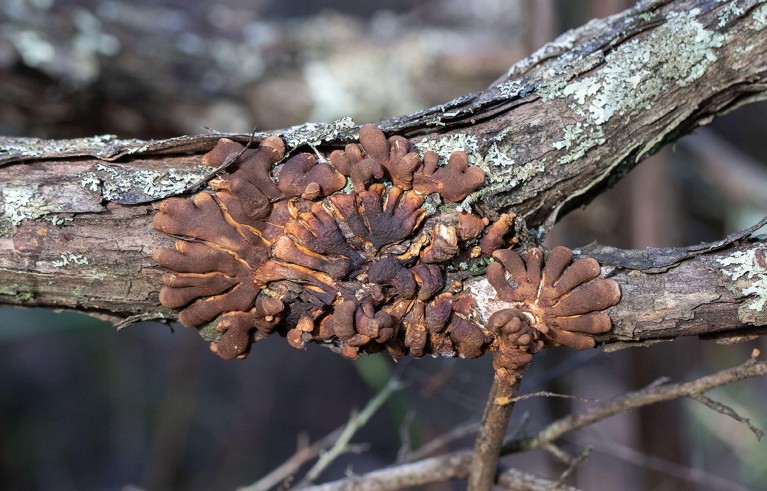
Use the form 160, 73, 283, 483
1, 0, 766, 348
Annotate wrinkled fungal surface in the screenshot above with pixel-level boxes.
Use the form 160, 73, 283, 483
152, 125, 622, 375
487, 246, 621, 352
153, 124, 505, 360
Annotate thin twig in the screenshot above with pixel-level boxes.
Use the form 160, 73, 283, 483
510, 391, 599, 404
577, 436, 753, 491
394, 411, 416, 464
297, 355, 767, 490
556, 446, 592, 485
399, 420, 480, 464
239, 428, 344, 491
497, 467, 583, 491
468, 371, 526, 491
542, 443, 574, 464
294, 377, 402, 488
503, 355, 767, 454
689, 393, 765, 441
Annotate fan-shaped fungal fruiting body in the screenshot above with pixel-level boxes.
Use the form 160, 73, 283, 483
153, 124, 621, 380
487, 246, 621, 351
154, 124, 493, 360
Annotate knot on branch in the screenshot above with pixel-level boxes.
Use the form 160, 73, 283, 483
487, 246, 621, 351
153, 124, 497, 361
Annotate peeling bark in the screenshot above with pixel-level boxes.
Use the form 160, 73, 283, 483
1, 0, 767, 347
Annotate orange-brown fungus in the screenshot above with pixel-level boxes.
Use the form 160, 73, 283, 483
154, 124, 501, 361
487, 246, 621, 351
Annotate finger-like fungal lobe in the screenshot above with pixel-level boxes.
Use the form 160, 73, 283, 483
154, 124, 496, 360
487, 246, 621, 353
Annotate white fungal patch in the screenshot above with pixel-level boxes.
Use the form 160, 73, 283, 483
82, 164, 211, 202
282, 116, 356, 149
0, 184, 50, 225
717, 248, 767, 322
51, 253, 90, 268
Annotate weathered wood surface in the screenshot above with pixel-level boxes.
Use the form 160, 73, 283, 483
1, 0, 767, 345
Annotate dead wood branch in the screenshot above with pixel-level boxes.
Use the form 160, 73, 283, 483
298, 353, 767, 489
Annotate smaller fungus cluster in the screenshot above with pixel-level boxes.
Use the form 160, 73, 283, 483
154, 125, 501, 361
486, 246, 621, 383
152, 124, 620, 377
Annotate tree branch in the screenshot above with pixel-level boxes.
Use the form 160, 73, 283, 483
1, 0, 766, 348
468, 372, 525, 491
297, 353, 767, 489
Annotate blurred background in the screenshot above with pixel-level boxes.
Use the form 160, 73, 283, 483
1, 0, 766, 490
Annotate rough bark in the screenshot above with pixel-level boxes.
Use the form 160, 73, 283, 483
1, 0, 767, 347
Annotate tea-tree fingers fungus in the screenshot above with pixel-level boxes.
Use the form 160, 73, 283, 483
413, 150, 486, 202
487, 246, 621, 351
154, 124, 491, 361
487, 309, 543, 384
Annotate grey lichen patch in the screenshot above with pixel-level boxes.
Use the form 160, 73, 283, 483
281, 116, 356, 149
83, 163, 211, 203
568, 9, 725, 125
555, 124, 606, 165
542, 8, 726, 165
752, 3, 767, 30
413, 133, 479, 161
717, 248, 767, 325
497, 80, 524, 99
45, 215, 73, 227
0, 183, 50, 225
414, 131, 545, 203
0, 134, 127, 163
716, 3, 745, 27
51, 253, 90, 268
506, 30, 577, 78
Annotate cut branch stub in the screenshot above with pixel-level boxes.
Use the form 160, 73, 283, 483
487, 246, 621, 350
153, 125, 493, 361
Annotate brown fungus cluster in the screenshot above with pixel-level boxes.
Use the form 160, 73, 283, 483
153, 124, 503, 360
486, 246, 621, 383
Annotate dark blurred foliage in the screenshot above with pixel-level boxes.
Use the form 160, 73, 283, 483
1, 1, 766, 490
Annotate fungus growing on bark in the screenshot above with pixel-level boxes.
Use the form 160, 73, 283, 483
330, 184, 426, 251
154, 125, 494, 362
479, 213, 516, 255
458, 211, 488, 241
487, 246, 621, 350
276, 153, 346, 198
487, 309, 543, 384
413, 150, 486, 202
421, 224, 459, 263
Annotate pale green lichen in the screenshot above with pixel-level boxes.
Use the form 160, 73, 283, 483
83, 163, 211, 202
79, 172, 101, 192
717, 3, 745, 27
497, 80, 524, 99
566, 9, 725, 126
542, 8, 727, 165
414, 131, 545, 200
752, 3, 767, 30
282, 116, 356, 149
45, 215, 73, 227
717, 249, 767, 322
556, 125, 605, 164
413, 133, 479, 160
0, 184, 50, 225
51, 253, 89, 267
